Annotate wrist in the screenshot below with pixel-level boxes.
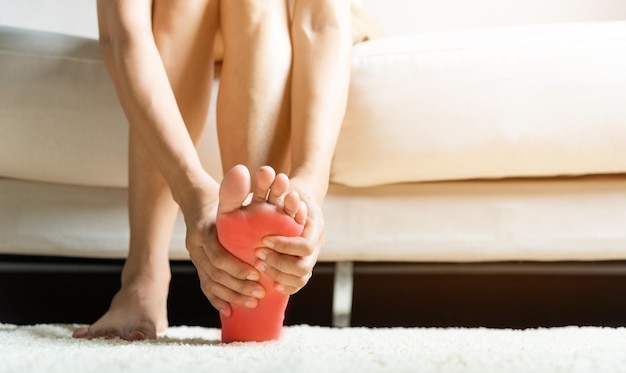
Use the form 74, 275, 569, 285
171, 168, 220, 219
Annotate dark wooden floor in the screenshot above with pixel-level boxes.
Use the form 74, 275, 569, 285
2, 255, 626, 328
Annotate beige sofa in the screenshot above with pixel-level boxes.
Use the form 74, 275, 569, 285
2, 0, 626, 325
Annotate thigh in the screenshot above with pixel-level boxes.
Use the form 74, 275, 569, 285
152, 0, 220, 139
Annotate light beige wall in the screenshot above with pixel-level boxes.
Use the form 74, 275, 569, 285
3, 0, 626, 39
359, 0, 626, 36
0, 0, 98, 38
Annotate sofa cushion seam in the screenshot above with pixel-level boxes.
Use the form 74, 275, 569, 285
0, 49, 102, 65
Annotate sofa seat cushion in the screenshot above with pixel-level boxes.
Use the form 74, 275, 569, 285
332, 21, 626, 186
2, 175, 626, 262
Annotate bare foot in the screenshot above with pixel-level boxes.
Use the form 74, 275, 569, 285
72, 265, 170, 341
217, 165, 306, 342
217, 164, 307, 229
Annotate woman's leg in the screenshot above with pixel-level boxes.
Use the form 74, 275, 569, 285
214, 0, 352, 299
288, 0, 352, 201
213, 1, 311, 338
209, 0, 350, 317
217, 0, 293, 175
73, 0, 220, 341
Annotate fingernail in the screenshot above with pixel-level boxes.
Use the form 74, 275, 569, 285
275, 284, 286, 293
252, 289, 264, 298
247, 273, 260, 281
256, 250, 267, 261
244, 298, 257, 308
219, 308, 231, 318
262, 238, 274, 249
255, 262, 266, 272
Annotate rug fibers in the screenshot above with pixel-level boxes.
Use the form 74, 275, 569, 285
1, 324, 626, 373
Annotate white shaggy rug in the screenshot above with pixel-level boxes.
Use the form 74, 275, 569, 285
2, 324, 626, 373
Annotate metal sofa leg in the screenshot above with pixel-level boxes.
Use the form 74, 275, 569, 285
332, 261, 354, 327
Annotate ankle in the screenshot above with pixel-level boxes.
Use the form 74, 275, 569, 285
120, 258, 171, 290
289, 175, 327, 205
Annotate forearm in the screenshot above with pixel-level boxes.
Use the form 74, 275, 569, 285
289, 0, 352, 203
98, 1, 217, 212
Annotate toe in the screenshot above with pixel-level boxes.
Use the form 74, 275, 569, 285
294, 201, 308, 225
283, 191, 301, 218
252, 166, 276, 203
267, 173, 289, 206
105, 329, 124, 339
72, 326, 90, 339
127, 330, 148, 341
218, 165, 252, 214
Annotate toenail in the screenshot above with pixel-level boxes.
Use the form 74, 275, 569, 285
128, 331, 147, 341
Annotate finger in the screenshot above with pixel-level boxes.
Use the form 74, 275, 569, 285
194, 269, 233, 317
200, 277, 260, 310
256, 261, 313, 295
255, 249, 311, 278
205, 240, 261, 281
207, 266, 266, 299
262, 235, 316, 257
189, 241, 265, 302
207, 295, 232, 317
198, 244, 265, 298
189, 241, 265, 298
262, 211, 322, 257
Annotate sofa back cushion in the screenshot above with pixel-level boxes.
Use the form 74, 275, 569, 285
359, 0, 626, 36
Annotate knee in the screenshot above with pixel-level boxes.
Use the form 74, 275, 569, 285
224, 0, 276, 27
291, 0, 351, 39
221, 0, 291, 52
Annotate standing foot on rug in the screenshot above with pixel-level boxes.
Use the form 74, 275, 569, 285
72, 264, 170, 341
217, 165, 306, 343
